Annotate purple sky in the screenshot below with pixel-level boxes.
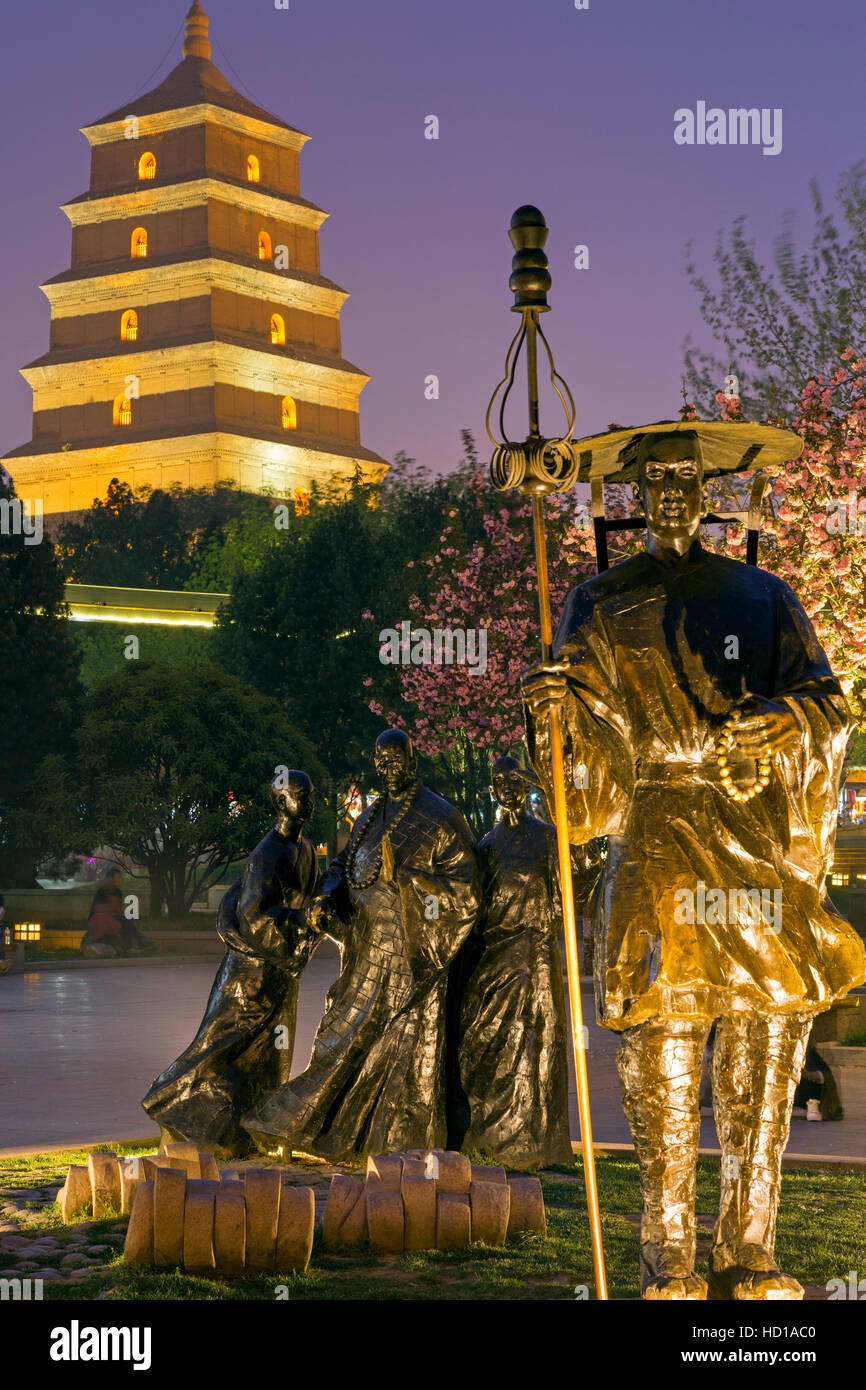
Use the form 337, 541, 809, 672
1, 0, 863, 476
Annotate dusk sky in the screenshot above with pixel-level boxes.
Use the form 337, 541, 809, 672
1, 0, 863, 476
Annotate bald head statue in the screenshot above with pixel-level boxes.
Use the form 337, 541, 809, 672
269, 770, 314, 834
375, 728, 417, 797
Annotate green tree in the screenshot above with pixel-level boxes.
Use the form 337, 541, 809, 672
684, 161, 866, 420
0, 475, 82, 885
214, 460, 459, 853
68, 662, 324, 916
58, 479, 274, 590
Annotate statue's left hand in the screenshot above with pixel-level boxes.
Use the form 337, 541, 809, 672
728, 696, 799, 757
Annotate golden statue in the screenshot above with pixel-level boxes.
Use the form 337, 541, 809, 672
523, 420, 866, 1300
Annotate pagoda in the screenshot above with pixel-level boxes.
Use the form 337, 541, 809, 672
4, 2, 387, 516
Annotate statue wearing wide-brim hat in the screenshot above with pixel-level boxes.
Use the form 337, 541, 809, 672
572, 417, 804, 572
522, 413, 866, 1300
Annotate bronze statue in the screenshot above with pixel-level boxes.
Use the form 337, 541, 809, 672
456, 755, 573, 1168
523, 422, 866, 1300
242, 729, 480, 1160
142, 771, 320, 1159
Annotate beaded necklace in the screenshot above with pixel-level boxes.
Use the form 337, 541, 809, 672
716, 720, 772, 803
346, 781, 420, 888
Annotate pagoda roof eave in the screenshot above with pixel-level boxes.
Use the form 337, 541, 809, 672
60, 174, 326, 221
39, 253, 347, 300
20, 334, 370, 379
84, 56, 306, 140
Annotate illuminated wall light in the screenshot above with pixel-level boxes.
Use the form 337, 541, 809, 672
14, 923, 42, 941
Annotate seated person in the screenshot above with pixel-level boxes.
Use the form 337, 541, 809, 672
80, 868, 155, 956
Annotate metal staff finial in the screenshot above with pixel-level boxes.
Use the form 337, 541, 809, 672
486, 206, 580, 495
485, 207, 609, 1302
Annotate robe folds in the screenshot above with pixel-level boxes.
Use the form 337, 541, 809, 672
242, 783, 480, 1160
458, 815, 573, 1168
141, 829, 319, 1158
525, 541, 866, 1030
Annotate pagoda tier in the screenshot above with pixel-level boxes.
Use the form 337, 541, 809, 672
4, 1, 387, 515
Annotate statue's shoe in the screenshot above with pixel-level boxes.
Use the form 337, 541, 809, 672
709, 1248, 804, 1301
242, 1124, 283, 1155
644, 1274, 708, 1301
713, 1270, 804, 1301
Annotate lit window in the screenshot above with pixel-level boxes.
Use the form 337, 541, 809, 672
131, 227, 148, 258
120, 309, 138, 342
831, 872, 847, 886
270, 313, 285, 345
113, 393, 132, 427
281, 396, 297, 430
258, 230, 272, 261
247, 154, 260, 183
14, 923, 41, 941
294, 486, 310, 516
138, 152, 156, 181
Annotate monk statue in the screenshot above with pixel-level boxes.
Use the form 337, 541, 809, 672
456, 754, 574, 1168
242, 728, 480, 1160
522, 420, 866, 1300
142, 770, 320, 1159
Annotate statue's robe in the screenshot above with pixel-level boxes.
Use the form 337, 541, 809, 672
458, 815, 573, 1168
525, 541, 866, 1030
242, 783, 480, 1159
141, 829, 319, 1158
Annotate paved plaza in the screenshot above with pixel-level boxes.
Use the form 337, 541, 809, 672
1, 951, 864, 1159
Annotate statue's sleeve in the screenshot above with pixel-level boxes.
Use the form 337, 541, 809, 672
218, 845, 291, 964
397, 813, 480, 979
525, 585, 634, 843
771, 582, 854, 876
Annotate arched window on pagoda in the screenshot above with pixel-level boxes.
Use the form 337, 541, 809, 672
131, 227, 148, 258
281, 396, 297, 431
270, 313, 285, 345
120, 309, 138, 342
294, 486, 310, 516
258, 230, 272, 262
247, 154, 260, 183
113, 393, 132, 427
138, 152, 156, 181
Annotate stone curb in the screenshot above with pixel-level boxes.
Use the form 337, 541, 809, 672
3, 1136, 864, 1170
9, 954, 222, 973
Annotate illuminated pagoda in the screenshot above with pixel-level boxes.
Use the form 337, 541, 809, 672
4, 1, 387, 516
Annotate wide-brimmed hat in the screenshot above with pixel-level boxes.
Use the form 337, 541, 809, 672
574, 419, 804, 484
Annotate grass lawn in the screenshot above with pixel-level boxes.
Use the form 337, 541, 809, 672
2, 1145, 864, 1300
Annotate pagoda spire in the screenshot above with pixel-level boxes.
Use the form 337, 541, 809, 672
182, 1, 211, 60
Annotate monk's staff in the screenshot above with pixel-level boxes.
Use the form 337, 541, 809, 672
485, 206, 608, 1299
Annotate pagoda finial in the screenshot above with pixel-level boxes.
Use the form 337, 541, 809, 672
183, 0, 211, 60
